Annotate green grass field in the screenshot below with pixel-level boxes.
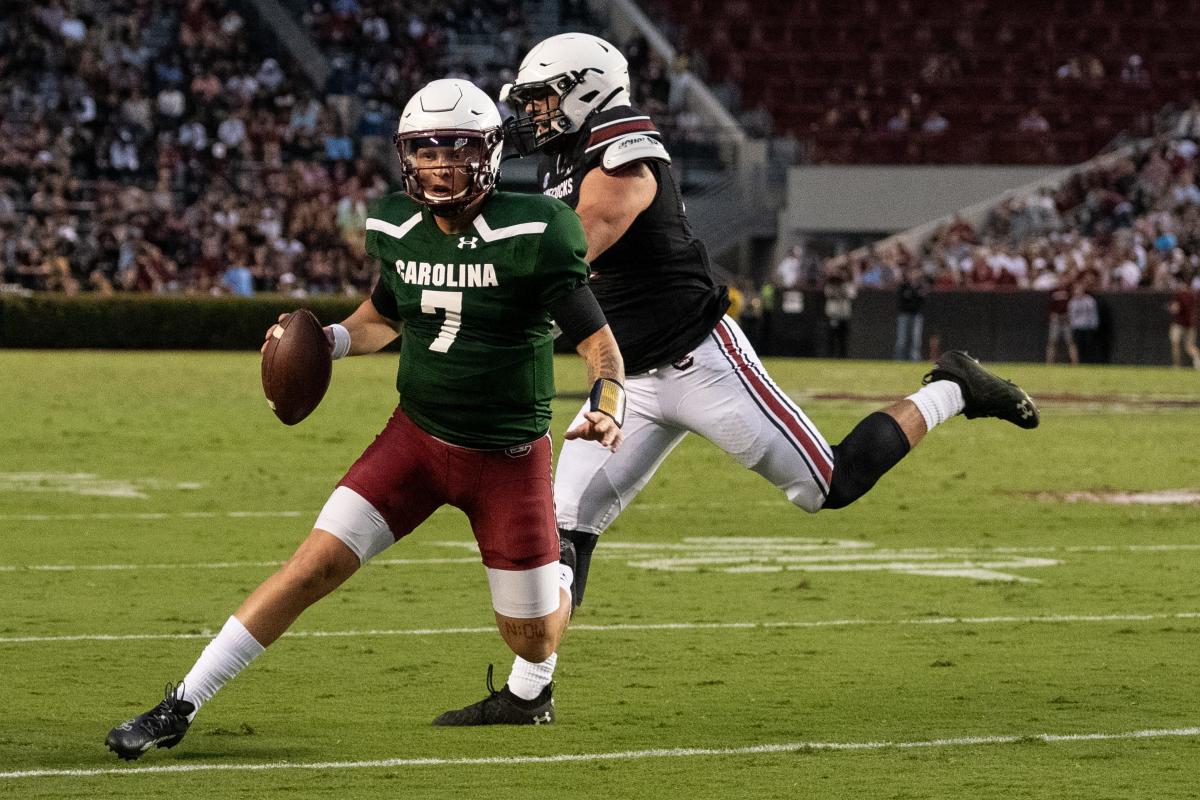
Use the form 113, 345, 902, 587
1, 350, 1198, 799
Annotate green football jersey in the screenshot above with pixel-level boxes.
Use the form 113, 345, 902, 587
365, 191, 590, 448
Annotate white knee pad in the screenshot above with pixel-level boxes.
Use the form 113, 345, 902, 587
313, 486, 395, 564
486, 562, 560, 619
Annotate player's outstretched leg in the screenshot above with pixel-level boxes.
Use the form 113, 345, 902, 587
824, 350, 1038, 509
925, 350, 1039, 428
104, 529, 358, 759
106, 683, 195, 761
432, 537, 577, 726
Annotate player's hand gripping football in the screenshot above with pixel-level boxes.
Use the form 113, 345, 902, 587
564, 411, 623, 453
262, 314, 335, 354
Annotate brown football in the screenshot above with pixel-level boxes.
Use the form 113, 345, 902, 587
261, 309, 333, 425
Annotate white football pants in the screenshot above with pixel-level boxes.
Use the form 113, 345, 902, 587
555, 316, 835, 534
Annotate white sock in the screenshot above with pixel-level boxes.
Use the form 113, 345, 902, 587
507, 653, 557, 701
905, 380, 965, 432
179, 616, 265, 721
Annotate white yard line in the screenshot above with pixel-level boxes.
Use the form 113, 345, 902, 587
0, 557, 480, 573
0, 511, 305, 521
3, 725, 1198, 780
2, 611, 1198, 645
3, 542, 1199, 574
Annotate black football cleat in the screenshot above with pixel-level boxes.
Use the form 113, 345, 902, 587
924, 350, 1039, 429
560, 535, 579, 612
432, 665, 555, 726
106, 682, 194, 761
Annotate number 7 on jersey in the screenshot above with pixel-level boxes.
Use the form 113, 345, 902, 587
421, 290, 463, 352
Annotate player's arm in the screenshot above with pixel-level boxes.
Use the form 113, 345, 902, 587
548, 285, 625, 452
324, 273, 404, 357
261, 299, 400, 358
332, 297, 401, 356
575, 162, 658, 262
569, 324, 625, 452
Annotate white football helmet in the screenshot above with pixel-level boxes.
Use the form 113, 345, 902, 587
500, 33, 631, 154
394, 79, 504, 215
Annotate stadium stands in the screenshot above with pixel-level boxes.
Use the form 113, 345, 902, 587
2, 0, 1196, 307
0, 0, 393, 296
825, 136, 1200, 295
0, 0, 712, 296
650, 0, 1200, 165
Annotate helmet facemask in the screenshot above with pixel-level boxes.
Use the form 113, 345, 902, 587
502, 72, 622, 155
394, 128, 502, 217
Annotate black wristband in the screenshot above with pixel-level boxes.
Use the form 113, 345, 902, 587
589, 378, 626, 428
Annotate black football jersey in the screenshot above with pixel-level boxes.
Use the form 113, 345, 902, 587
536, 105, 730, 374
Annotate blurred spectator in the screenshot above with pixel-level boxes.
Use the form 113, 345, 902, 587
861, 246, 901, 288
1171, 168, 1200, 207
1018, 108, 1051, 134
886, 107, 913, 133
822, 265, 856, 358
1119, 54, 1149, 85
1176, 100, 1200, 139
1167, 272, 1200, 368
222, 263, 254, 296
921, 110, 950, 135
894, 265, 927, 361
1044, 275, 1077, 365
1068, 280, 1102, 363
756, 280, 776, 356
774, 245, 803, 289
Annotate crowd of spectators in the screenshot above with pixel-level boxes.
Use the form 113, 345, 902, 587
814, 134, 1200, 302
0, 0, 724, 297
0, 0, 394, 296
303, 0, 527, 143
304, 1, 722, 167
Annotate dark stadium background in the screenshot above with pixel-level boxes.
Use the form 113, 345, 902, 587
1, 0, 1198, 364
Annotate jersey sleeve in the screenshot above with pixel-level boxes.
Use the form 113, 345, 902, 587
370, 271, 400, 321
534, 208, 591, 307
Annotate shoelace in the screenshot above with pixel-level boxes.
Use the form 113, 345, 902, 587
143, 682, 186, 735
483, 664, 499, 698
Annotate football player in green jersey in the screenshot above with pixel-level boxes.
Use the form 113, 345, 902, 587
105, 79, 625, 759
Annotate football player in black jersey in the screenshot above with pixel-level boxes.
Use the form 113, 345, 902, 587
434, 33, 1040, 726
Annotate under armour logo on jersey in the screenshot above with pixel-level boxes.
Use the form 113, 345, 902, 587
457, 236, 479, 250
